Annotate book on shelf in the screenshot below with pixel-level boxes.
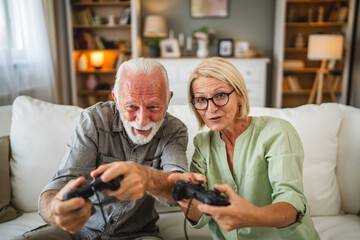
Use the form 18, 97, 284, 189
286, 75, 302, 91
74, 31, 87, 49
333, 75, 342, 91
83, 31, 95, 50
327, 4, 340, 22
85, 7, 95, 25
76, 9, 90, 26
336, 6, 348, 22
283, 60, 305, 69
323, 74, 335, 90
74, 7, 95, 26
113, 53, 125, 70
93, 35, 105, 50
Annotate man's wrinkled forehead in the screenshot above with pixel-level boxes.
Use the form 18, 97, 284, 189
119, 69, 167, 101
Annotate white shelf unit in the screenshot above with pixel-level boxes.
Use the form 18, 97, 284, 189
155, 58, 270, 107
272, 0, 355, 108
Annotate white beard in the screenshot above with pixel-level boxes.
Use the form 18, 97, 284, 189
120, 113, 164, 145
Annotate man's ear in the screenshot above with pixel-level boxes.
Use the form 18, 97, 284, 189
112, 91, 119, 110
168, 91, 174, 105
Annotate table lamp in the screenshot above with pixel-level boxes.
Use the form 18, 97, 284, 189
143, 15, 167, 38
90, 52, 104, 69
143, 15, 167, 57
307, 34, 343, 104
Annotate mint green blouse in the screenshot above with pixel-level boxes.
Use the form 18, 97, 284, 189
189, 116, 320, 240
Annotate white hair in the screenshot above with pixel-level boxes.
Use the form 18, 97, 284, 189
113, 58, 170, 101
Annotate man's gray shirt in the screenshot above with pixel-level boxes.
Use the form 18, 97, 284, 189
40, 101, 188, 239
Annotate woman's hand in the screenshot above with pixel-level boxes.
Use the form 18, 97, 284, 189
197, 184, 260, 231
167, 172, 207, 222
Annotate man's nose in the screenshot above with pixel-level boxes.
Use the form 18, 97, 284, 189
136, 108, 150, 127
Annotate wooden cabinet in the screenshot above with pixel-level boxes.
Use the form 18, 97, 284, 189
272, 0, 355, 108
67, 0, 141, 108
155, 58, 270, 107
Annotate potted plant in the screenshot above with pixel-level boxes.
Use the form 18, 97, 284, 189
192, 26, 216, 57
143, 37, 161, 58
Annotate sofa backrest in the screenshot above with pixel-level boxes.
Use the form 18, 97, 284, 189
2, 96, 359, 217
336, 105, 360, 215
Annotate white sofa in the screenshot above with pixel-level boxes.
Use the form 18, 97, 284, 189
0, 96, 359, 240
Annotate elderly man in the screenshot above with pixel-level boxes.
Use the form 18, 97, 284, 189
16, 58, 202, 240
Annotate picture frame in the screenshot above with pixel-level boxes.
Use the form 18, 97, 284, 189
118, 7, 130, 25
218, 39, 233, 57
235, 41, 249, 57
160, 39, 181, 58
190, 0, 229, 18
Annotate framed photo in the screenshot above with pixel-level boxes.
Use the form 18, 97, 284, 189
218, 39, 233, 57
235, 41, 249, 57
160, 39, 181, 58
190, 0, 229, 18
118, 7, 130, 25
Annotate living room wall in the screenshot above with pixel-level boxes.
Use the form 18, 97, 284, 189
141, 0, 276, 105
141, 0, 276, 58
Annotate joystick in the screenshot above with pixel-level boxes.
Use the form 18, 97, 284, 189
172, 180, 229, 206
63, 174, 123, 201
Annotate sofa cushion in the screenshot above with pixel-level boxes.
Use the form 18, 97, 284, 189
0, 136, 21, 223
337, 105, 360, 214
249, 103, 342, 216
0, 212, 46, 240
312, 214, 360, 240
10, 96, 83, 212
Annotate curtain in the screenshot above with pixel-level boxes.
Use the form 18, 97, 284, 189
0, 0, 58, 106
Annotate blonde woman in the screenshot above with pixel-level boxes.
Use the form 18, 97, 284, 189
169, 57, 319, 239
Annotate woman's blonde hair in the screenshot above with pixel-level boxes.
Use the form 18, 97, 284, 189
188, 57, 250, 128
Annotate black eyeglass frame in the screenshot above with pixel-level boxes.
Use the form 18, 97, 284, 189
190, 89, 236, 110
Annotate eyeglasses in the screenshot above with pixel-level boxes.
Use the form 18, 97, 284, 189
191, 89, 235, 110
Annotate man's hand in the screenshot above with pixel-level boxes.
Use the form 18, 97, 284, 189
40, 177, 93, 234
91, 162, 151, 201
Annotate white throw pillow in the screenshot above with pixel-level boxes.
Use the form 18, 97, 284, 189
10, 96, 83, 212
250, 103, 342, 216
337, 104, 360, 214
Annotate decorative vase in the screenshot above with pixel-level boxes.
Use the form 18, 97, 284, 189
78, 54, 88, 71
86, 74, 98, 90
196, 39, 209, 58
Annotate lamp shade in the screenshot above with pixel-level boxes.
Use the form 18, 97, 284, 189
90, 52, 104, 68
143, 15, 167, 38
307, 34, 343, 60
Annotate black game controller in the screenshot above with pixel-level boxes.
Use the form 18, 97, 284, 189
172, 180, 230, 206
63, 174, 123, 201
